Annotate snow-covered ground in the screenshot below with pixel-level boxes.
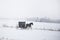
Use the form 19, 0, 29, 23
0, 28, 60, 40
0, 20, 60, 40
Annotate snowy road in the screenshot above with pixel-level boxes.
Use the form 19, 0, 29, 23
0, 28, 60, 40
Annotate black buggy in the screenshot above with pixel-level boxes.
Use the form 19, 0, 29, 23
18, 22, 33, 29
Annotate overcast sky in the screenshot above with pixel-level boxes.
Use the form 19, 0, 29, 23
0, 0, 60, 19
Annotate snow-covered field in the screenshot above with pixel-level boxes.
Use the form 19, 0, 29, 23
0, 20, 60, 40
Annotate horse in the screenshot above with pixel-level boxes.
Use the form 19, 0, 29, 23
26, 23, 33, 29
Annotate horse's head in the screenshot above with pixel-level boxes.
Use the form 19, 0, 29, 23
30, 23, 33, 25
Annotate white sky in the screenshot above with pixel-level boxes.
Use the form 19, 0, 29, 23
0, 0, 60, 19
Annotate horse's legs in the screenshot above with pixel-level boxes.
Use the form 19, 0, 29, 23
30, 27, 32, 29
